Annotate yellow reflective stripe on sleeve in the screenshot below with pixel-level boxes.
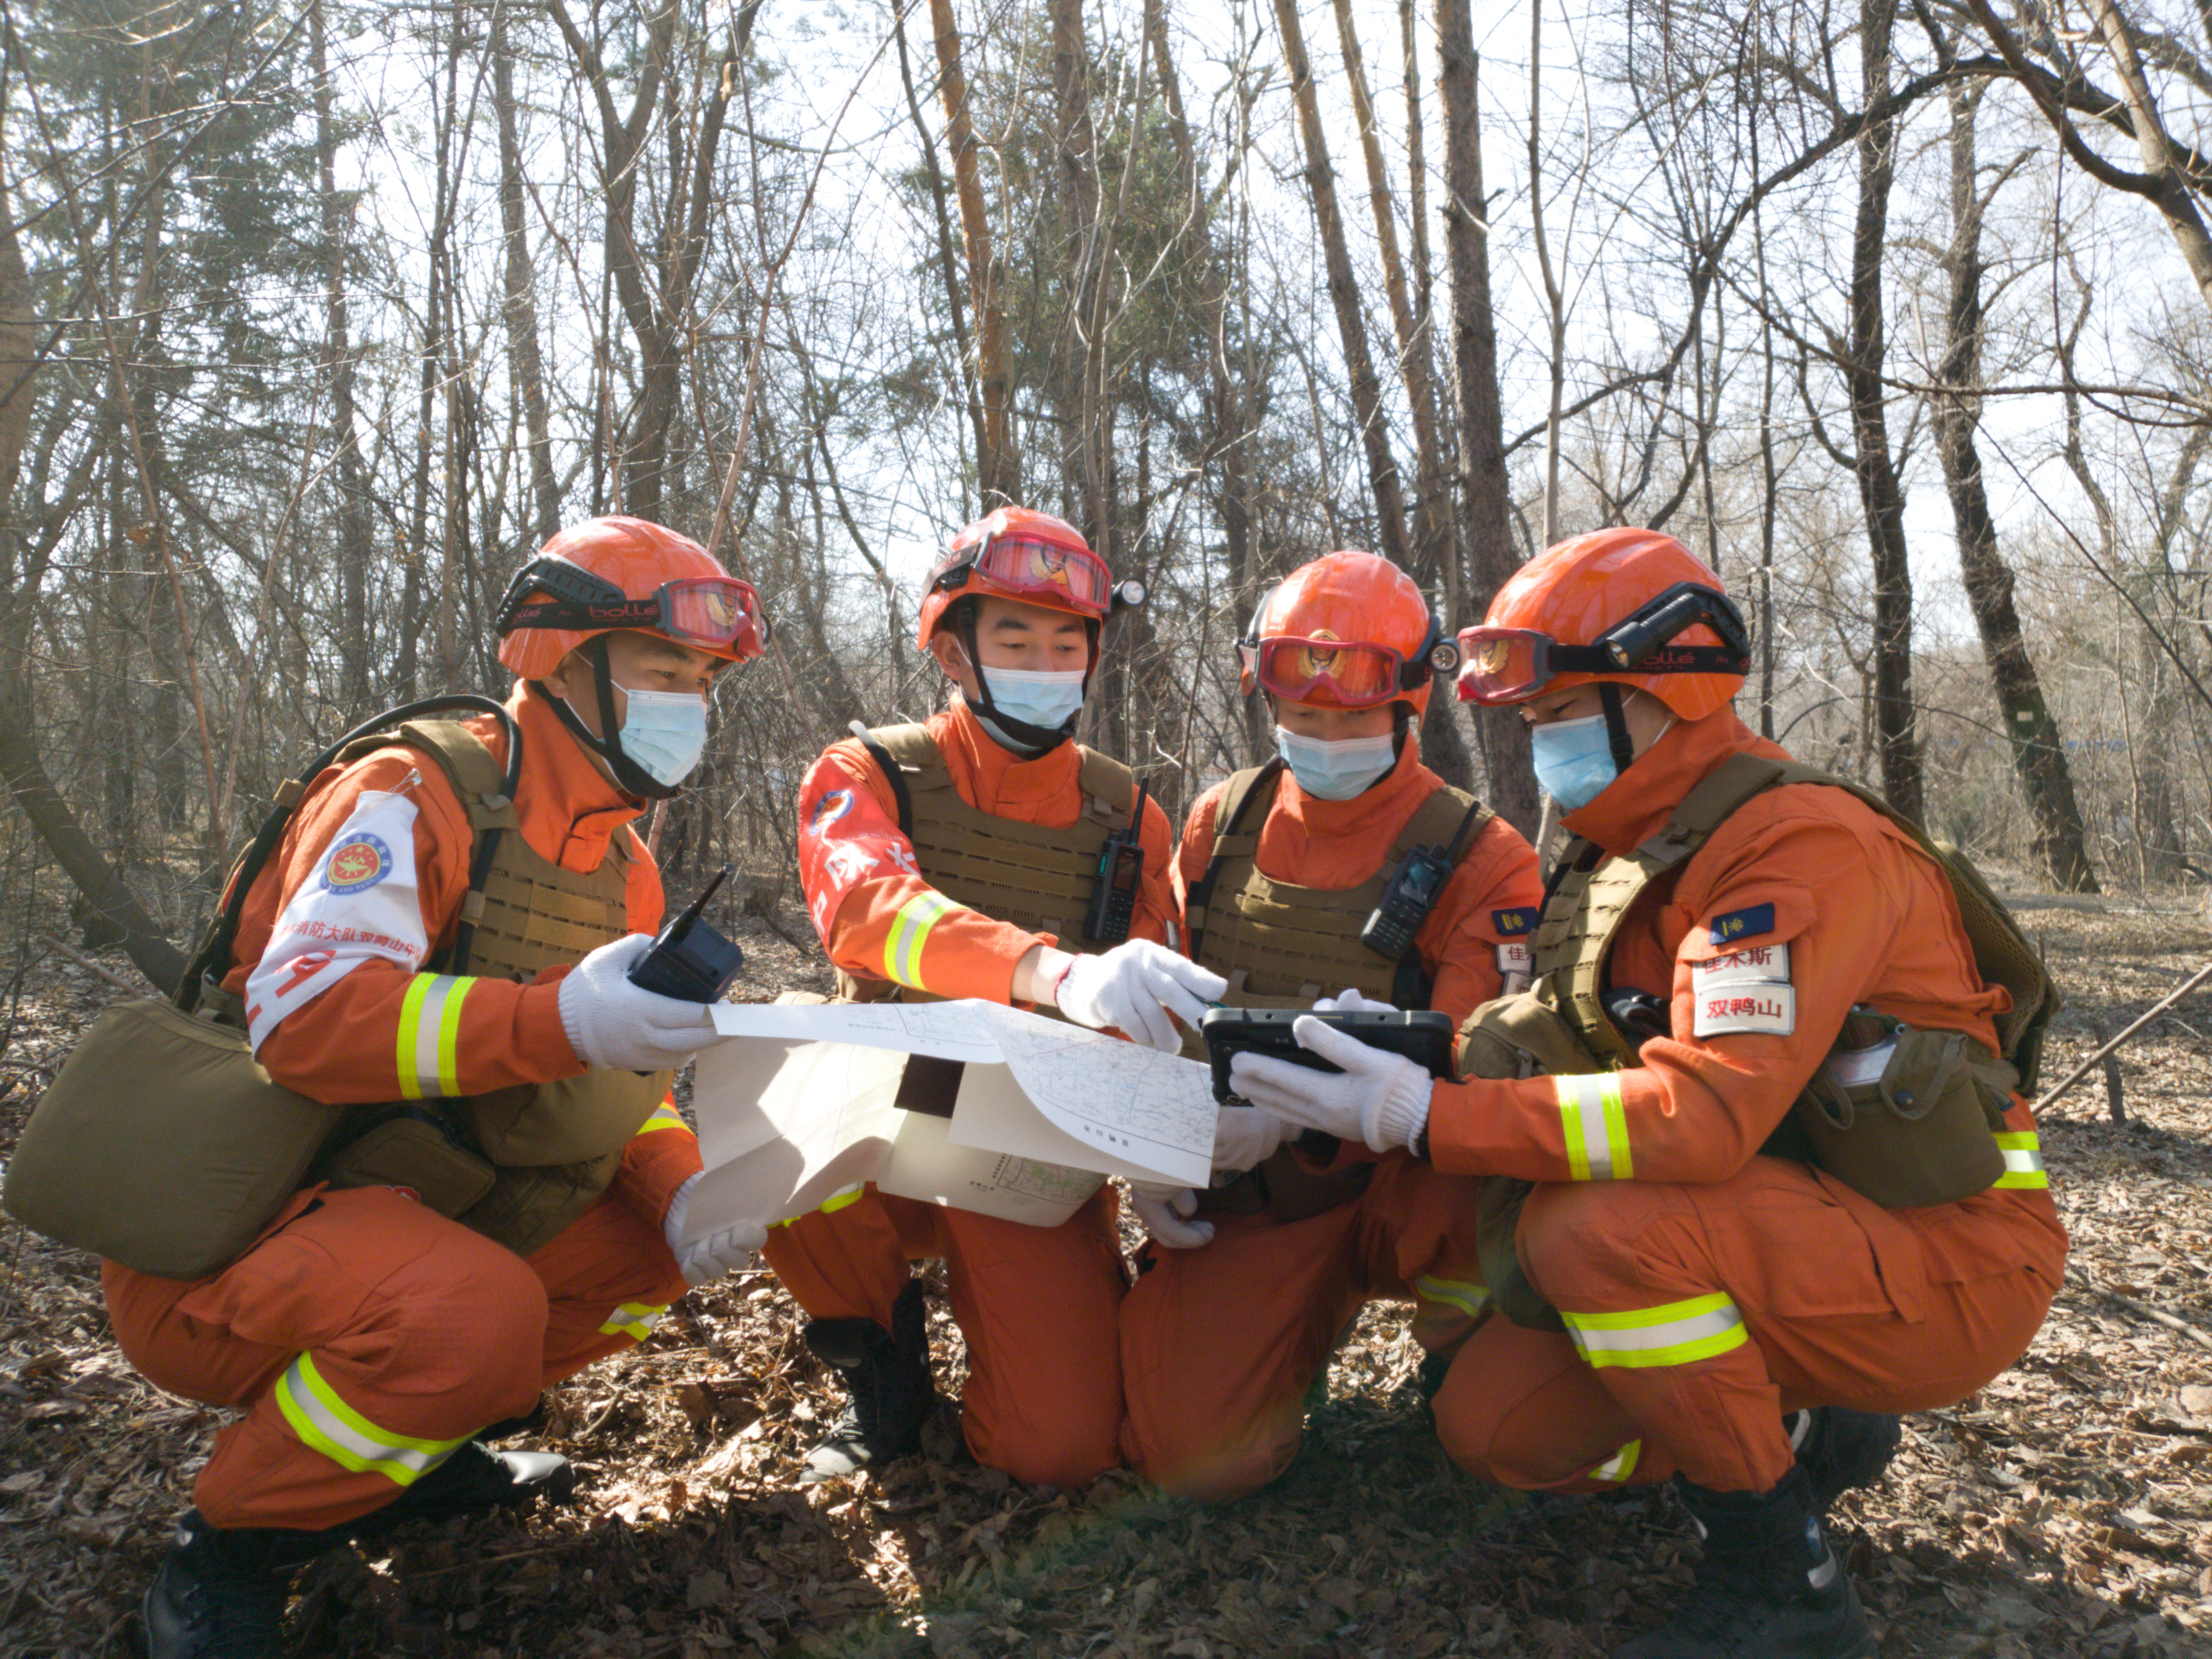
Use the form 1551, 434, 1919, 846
634, 1104, 689, 1137
272, 1352, 469, 1487
598, 1301, 670, 1344
1562, 1293, 1747, 1369
772, 1185, 867, 1227
394, 974, 476, 1099
1592, 1440, 1642, 1483
1993, 1130, 2048, 1189
883, 891, 963, 990
1414, 1276, 1491, 1321
1554, 1073, 1633, 1181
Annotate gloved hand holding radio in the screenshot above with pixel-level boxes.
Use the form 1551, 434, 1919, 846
1051, 940, 1227, 1053
1127, 1180, 1214, 1249
1228, 1015, 1432, 1154
661, 1171, 767, 1285
558, 934, 714, 1073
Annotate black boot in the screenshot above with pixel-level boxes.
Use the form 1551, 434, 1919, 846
142, 1509, 326, 1659
347, 1441, 577, 1541
1790, 1408, 1901, 1512
1613, 1467, 1878, 1658
799, 1278, 936, 1483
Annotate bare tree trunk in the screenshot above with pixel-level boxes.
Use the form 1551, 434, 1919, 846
1270, 0, 1409, 565
1933, 84, 2097, 890
1844, 0, 1923, 820
493, 4, 560, 546
1049, 0, 1110, 553
929, 0, 1018, 504
1435, 4, 1537, 833
313, 0, 374, 701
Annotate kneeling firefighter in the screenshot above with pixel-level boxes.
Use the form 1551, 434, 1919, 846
1116, 552, 1542, 1499
767, 505, 1219, 1488
1228, 529, 2066, 1659
96, 518, 766, 1657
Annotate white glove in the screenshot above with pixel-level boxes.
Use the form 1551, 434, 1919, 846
1313, 986, 1398, 1015
1053, 940, 1227, 1053
662, 1171, 767, 1286
557, 934, 714, 1073
1227, 1014, 1432, 1154
1212, 1101, 1292, 1175
1127, 1180, 1214, 1249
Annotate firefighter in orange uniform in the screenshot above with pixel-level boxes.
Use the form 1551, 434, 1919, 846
1231, 530, 2064, 1658
1116, 553, 1542, 1499
767, 506, 1219, 1488
113, 518, 770, 1658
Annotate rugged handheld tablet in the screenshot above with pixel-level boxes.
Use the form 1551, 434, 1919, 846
1201, 1007, 1455, 1104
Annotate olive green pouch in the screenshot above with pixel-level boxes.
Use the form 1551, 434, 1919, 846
1792, 1018, 2010, 1209
2, 997, 343, 1280
466, 1069, 669, 1166
314, 1111, 498, 1217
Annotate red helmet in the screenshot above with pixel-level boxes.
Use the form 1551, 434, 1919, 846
1457, 528, 1748, 721
496, 517, 764, 681
1240, 552, 1454, 719
914, 506, 1128, 650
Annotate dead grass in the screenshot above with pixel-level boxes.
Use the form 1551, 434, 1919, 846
3, 893, 2210, 1657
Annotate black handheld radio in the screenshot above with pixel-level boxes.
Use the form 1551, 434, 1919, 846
1358, 845, 1453, 960
628, 864, 746, 1003
1083, 783, 1149, 945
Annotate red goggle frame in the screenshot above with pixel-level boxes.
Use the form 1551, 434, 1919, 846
934, 535, 1115, 617
498, 558, 765, 657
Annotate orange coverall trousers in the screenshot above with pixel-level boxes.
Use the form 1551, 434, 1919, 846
762, 1183, 1127, 1488
1119, 1152, 1491, 1500
104, 1183, 685, 1531
1434, 1158, 2066, 1494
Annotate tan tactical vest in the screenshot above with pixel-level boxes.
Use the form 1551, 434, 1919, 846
833, 723, 1142, 1007
1186, 762, 1487, 1220
295, 721, 668, 1257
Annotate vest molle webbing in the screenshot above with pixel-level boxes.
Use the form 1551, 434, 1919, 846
836, 723, 1141, 1006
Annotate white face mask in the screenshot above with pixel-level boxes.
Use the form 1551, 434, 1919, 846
1274, 726, 1397, 800
610, 682, 709, 787
978, 664, 1087, 731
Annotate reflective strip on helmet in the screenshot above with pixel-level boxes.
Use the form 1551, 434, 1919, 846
272, 1352, 469, 1487
396, 974, 477, 1099
1562, 1293, 1746, 1369
1592, 1440, 1642, 1483
1414, 1275, 1491, 1321
599, 1301, 670, 1344
634, 1104, 689, 1137
1993, 1130, 2049, 1189
883, 891, 964, 990
1554, 1073, 1633, 1181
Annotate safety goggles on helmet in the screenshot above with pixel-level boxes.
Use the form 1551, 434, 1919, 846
932, 533, 1138, 617
1456, 582, 1750, 705
1245, 632, 1459, 708
496, 556, 765, 657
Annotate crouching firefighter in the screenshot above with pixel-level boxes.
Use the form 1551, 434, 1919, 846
1116, 552, 1542, 1499
767, 505, 1220, 1488
97, 518, 768, 1658
1228, 529, 2066, 1659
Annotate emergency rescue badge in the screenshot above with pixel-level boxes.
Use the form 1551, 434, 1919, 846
323, 831, 393, 894
1685, 885, 1814, 1041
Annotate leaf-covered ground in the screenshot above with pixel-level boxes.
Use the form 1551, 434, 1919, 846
3, 888, 2209, 1658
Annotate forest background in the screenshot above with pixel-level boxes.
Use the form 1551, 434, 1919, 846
1, 0, 2208, 1000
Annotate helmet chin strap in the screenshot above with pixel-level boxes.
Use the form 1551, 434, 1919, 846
1598, 683, 1639, 775
533, 636, 684, 800
951, 607, 1088, 757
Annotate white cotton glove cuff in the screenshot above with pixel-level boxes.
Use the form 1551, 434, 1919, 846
1128, 1180, 1214, 1249
558, 933, 713, 1073
1363, 1060, 1433, 1155
1053, 939, 1228, 1052
662, 1171, 765, 1286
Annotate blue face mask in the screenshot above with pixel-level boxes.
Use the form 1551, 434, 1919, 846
978, 665, 1087, 732
613, 684, 709, 787
1275, 726, 1397, 801
1530, 713, 1623, 811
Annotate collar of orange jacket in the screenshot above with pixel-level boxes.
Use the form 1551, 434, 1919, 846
487, 681, 651, 874
938, 696, 1087, 820
1559, 706, 1793, 857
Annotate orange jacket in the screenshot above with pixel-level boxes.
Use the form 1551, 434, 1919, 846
223, 682, 699, 1218
797, 701, 1177, 1001
1426, 710, 2057, 1222
1173, 740, 1543, 1028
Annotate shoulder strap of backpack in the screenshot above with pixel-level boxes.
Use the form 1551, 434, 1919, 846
1073, 744, 1140, 828
1183, 760, 1285, 966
